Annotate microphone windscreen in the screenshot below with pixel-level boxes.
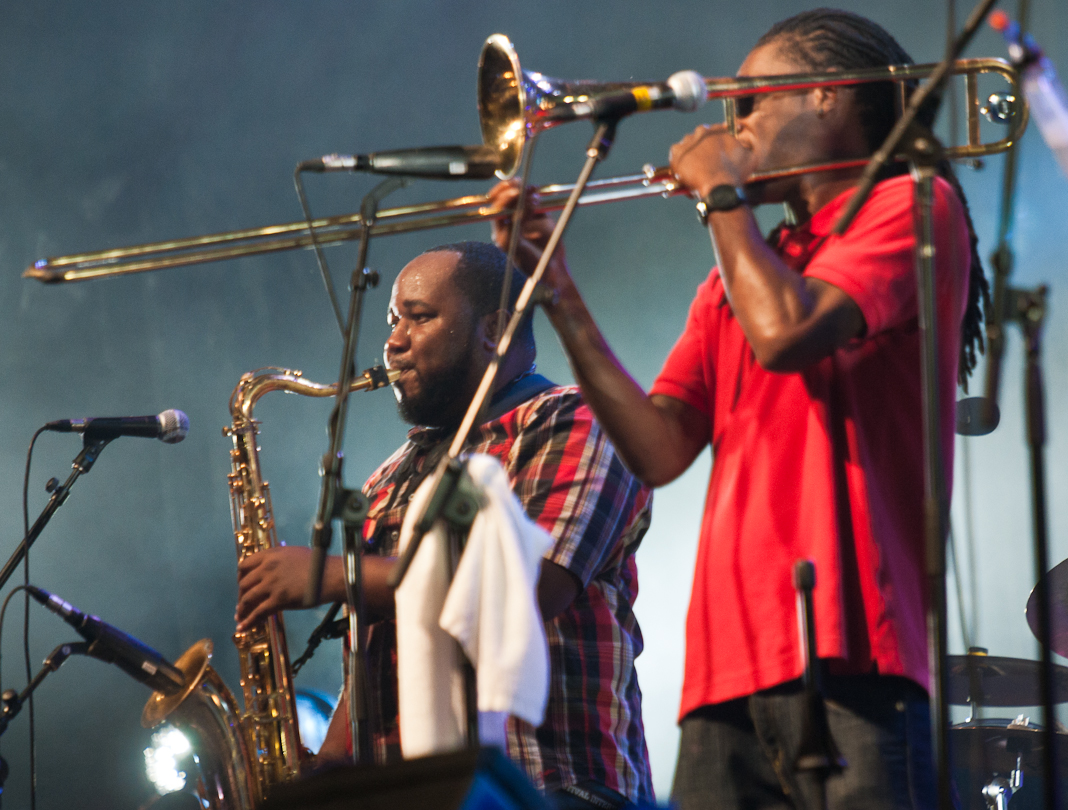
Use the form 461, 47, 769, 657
667, 70, 708, 112
158, 409, 190, 443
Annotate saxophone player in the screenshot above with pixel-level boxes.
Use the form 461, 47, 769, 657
236, 241, 654, 810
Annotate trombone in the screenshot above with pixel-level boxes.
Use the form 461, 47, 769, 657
25, 35, 1026, 285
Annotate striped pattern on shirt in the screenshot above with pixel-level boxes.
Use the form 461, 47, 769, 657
361, 385, 654, 803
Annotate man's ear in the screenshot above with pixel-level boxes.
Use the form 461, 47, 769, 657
478, 310, 506, 352
813, 85, 839, 118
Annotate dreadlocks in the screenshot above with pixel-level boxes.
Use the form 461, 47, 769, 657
758, 8, 989, 385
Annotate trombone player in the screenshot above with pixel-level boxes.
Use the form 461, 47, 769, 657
492, 9, 987, 810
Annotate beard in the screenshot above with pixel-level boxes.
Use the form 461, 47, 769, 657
393, 336, 478, 429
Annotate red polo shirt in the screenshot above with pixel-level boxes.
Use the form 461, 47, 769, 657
650, 174, 970, 718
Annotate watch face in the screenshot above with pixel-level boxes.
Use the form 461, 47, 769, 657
710, 185, 742, 210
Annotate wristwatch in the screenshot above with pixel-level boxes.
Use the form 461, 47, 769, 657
696, 184, 748, 225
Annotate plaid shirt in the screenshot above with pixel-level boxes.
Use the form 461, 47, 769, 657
360, 384, 654, 802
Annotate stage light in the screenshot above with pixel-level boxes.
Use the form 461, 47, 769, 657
144, 724, 192, 795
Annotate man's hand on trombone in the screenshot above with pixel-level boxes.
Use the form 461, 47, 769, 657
669, 122, 756, 199
487, 180, 576, 308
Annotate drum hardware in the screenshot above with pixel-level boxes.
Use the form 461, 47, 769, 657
24, 37, 1026, 285
1026, 556, 1068, 659
982, 769, 1021, 810
947, 650, 1068, 708
948, 718, 1063, 810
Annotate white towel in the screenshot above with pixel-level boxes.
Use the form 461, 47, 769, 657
395, 453, 552, 759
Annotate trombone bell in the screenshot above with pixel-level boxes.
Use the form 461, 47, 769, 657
476, 33, 1027, 177
478, 34, 678, 179
26, 40, 1026, 285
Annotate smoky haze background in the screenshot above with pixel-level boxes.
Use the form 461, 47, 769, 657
0, 1, 1066, 807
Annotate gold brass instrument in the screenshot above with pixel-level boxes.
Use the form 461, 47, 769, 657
25, 34, 1025, 285
141, 365, 399, 810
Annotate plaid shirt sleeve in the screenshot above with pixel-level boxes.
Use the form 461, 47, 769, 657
504, 389, 648, 587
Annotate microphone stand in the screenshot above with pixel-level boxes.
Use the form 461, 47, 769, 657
387, 118, 621, 747
304, 175, 408, 766
0, 437, 111, 592
1010, 284, 1055, 810
830, 1, 998, 807
792, 560, 845, 810
980, 6, 1055, 806
0, 641, 89, 807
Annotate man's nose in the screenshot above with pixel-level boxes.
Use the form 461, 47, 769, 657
385, 323, 409, 355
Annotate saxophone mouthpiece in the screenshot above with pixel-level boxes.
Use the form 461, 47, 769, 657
361, 365, 401, 391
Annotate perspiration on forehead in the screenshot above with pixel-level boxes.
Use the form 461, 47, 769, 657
420, 240, 535, 350
421, 241, 517, 316
392, 250, 471, 314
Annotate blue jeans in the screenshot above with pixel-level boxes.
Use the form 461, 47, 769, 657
671, 674, 935, 810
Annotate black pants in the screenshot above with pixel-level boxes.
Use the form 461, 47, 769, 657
672, 674, 935, 810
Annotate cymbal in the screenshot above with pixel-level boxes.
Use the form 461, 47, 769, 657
946, 653, 1068, 706
950, 719, 1053, 774
1026, 557, 1068, 657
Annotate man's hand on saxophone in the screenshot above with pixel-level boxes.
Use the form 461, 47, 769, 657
235, 546, 397, 632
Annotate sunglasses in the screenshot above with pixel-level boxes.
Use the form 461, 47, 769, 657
734, 95, 756, 119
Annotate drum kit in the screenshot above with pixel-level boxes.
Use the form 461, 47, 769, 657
949, 559, 1068, 810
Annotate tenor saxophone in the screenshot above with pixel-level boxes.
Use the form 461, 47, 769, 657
142, 365, 398, 808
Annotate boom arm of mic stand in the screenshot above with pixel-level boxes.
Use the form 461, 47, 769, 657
305, 175, 410, 608
303, 176, 408, 766
387, 117, 619, 591
0, 641, 90, 736
0, 438, 111, 593
832, 0, 999, 235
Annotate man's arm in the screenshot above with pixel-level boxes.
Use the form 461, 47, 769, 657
669, 124, 866, 371
489, 183, 710, 488
315, 690, 351, 765
235, 547, 396, 631
237, 547, 582, 627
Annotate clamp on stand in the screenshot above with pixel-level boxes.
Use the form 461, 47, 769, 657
0, 641, 89, 806
304, 175, 407, 766
0, 437, 111, 592
982, 755, 1023, 810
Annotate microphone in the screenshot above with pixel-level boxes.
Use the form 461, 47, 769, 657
299, 144, 501, 179
541, 70, 708, 124
44, 409, 189, 443
26, 586, 186, 695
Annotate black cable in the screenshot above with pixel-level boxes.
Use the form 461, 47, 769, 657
291, 602, 345, 675
21, 428, 44, 810
0, 586, 33, 691
293, 166, 346, 335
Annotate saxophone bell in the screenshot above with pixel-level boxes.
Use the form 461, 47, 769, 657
141, 365, 397, 809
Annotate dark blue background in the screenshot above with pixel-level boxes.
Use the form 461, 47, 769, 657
1, 2, 1066, 806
